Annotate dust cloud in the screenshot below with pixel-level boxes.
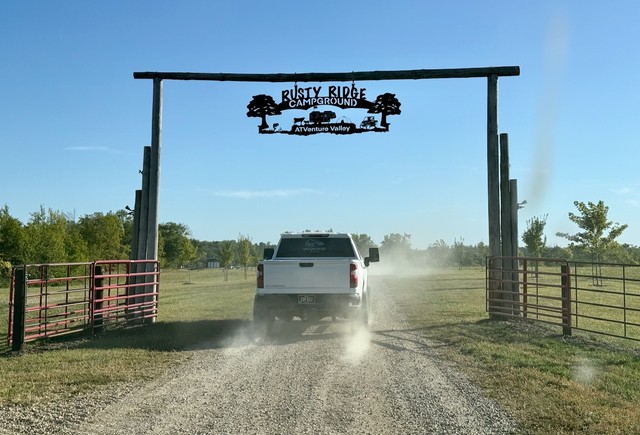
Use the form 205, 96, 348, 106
529, 8, 570, 203
572, 358, 600, 385
343, 323, 371, 365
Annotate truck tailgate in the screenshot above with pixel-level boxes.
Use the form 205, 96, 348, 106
263, 260, 350, 293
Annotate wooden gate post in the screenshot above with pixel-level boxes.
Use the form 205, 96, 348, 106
487, 74, 503, 318
499, 133, 513, 315
510, 179, 521, 315
143, 77, 162, 324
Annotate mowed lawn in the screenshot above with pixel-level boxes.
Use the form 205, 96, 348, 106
1, 266, 640, 434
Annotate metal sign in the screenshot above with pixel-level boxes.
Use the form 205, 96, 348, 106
246, 84, 401, 135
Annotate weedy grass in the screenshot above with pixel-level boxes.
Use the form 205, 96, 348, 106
383, 267, 640, 435
1, 267, 640, 434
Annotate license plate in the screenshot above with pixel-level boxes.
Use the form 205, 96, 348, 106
298, 295, 316, 304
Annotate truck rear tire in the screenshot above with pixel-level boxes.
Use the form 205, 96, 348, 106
361, 295, 370, 327
351, 295, 369, 330
253, 296, 274, 332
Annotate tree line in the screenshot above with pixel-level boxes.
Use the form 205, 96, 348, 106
1, 200, 637, 284
521, 200, 637, 264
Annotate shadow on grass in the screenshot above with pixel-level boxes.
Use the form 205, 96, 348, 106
0, 320, 256, 356
78, 319, 256, 352
4, 316, 608, 359
406, 318, 564, 346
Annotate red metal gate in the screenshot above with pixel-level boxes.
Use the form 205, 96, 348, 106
7, 260, 159, 350
487, 257, 640, 341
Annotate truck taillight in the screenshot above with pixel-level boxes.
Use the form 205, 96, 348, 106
257, 264, 264, 288
350, 263, 358, 288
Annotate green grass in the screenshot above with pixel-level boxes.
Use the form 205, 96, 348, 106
1, 267, 640, 434
0, 268, 255, 404
514, 264, 640, 339
385, 267, 640, 434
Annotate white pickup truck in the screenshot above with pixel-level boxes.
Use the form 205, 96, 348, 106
253, 232, 379, 329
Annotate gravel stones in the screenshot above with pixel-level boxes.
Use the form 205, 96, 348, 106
0, 279, 518, 434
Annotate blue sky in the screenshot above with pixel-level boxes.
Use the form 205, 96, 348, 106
1, 1, 639, 249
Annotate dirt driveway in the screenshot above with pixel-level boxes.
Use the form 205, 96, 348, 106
3, 278, 517, 434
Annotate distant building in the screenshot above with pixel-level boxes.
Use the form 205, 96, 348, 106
205, 259, 220, 269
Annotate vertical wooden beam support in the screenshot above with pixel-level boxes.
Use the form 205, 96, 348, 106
487, 74, 502, 317
487, 75, 500, 258
510, 178, 521, 315
130, 148, 151, 319
137, 147, 151, 262
130, 189, 142, 261
144, 77, 162, 323
127, 189, 142, 319
147, 77, 162, 262
509, 179, 519, 258
500, 133, 511, 259
500, 133, 513, 315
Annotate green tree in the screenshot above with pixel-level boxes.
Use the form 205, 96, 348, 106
380, 233, 411, 251
23, 206, 68, 264
453, 237, 466, 269
65, 223, 89, 262
425, 239, 450, 268
351, 233, 376, 256
0, 259, 11, 286
77, 212, 125, 260
178, 237, 198, 268
556, 200, 628, 284
380, 233, 412, 266
115, 209, 133, 259
0, 204, 25, 264
159, 222, 196, 268
472, 241, 489, 266
219, 240, 235, 281
194, 240, 218, 263
522, 214, 548, 257
236, 234, 254, 279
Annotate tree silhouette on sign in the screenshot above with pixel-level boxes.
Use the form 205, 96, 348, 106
246, 94, 281, 130
368, 93, 401, 129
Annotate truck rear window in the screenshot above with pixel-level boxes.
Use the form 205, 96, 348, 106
275, 238, 356, 258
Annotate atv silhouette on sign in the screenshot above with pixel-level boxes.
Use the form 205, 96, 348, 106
360, 116, 378, 129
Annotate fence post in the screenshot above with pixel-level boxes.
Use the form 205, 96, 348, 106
522, 259, 528, 318
93, 265, 104, 333
561, 264, 572, 336
11, 267, 27, 352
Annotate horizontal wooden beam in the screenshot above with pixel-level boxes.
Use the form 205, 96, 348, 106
133, 66, 520, 83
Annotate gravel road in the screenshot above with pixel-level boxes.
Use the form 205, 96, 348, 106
1, 278, 518, 434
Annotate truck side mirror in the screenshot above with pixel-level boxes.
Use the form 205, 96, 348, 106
365, 247, 379, 266
263, 248, 275, 260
